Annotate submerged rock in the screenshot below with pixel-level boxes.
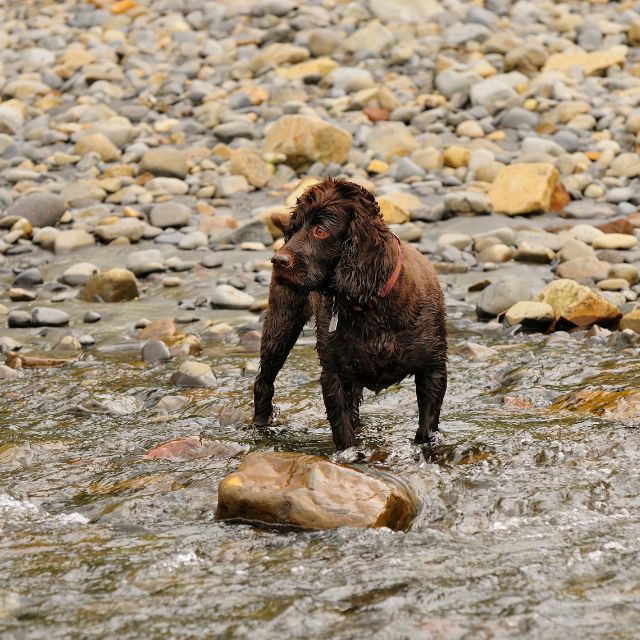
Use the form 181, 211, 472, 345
145, 436, 246, 461
550, 388, 640, 421
171, 361, 217, 387
216, 451, 416, 530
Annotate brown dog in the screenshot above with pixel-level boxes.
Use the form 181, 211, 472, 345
252, 178, 447, 451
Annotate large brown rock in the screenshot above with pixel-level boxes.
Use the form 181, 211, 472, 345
78, 268, 139, 302
534, 279, 621, 328
263, 115, 352, 168
488, 163, 560, 216
216, 451, 416, 530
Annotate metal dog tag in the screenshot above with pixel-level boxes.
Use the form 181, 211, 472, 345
328, 312, 338, 333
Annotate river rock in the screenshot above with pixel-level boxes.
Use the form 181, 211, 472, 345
74, 133, 120, 162
504, 301, 555, 329
94, 218, 146, 242
139, 319, 177, 341
210, 285, 255, 309
61, 262, 99, 286
216, 451, 416, 530
31, 307, 70, 327
592, 234, 639, 250
139, 148, 187, 179
544, 46, 627, 76
620, 309, 640, 333
145, 436, 245, 461
171, 361, 217, 387
488, 164, 560, 215
126, 249, 165, 276
7, 193, 65, 228
13, 268, 43, 288
228, 220, 272, 246
535, 279, 621, 328
54, 230, 95, 254
550, 388, 640, 421
444, 191, 492, 215
142, 340, 171, 363
78, 269, 139, 302
149, 202, 191, 228
228, 148, 273, 188
263, 115, 351, 168
557, 238, 595, 262
556, 257, 610, 281
513, 241, 555, 263
609, 264, 639, 285
477, 243, 513, 263
476, 276, 532, 318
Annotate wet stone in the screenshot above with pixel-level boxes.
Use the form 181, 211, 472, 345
12, 268, 43, 288
142, 340, 171, 363
7, 193, 65, 228
83, 311, 101, 324
31, 307, 70, 328
7, 311, 32, 328
171, 361, 217, 387
216, 451, 417, 531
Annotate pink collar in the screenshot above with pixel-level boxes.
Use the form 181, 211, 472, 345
353, 235, 403, 311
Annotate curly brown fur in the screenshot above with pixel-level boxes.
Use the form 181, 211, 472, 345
253, 178, 447, 451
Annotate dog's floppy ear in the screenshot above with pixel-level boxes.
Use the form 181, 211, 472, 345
334, 184, 391, 304
271, 211, 291, 235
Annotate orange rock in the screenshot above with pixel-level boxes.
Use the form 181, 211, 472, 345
363, 106, 390, 122
217, 451, 417, 530
6, 352, 73, 369
139, 319, 178, 341
597, 218, 635, 235
549, 180, 570, 212
586, 150, 601, 161
145, 436, 245, 462
111, 0, 137, 14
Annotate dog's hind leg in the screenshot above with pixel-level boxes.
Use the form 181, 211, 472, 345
414, 366, 447, 445
320, 371, 357, 450
252, 283, 310, 427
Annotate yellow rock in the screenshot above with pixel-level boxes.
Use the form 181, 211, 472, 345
544, 46, 627, 75
620, 309, 640, 333
443, 146, 470, 168
488, 163, 559, 215
534, 279, 621, 328
277, 57, 337, 80
377, 196, 410, 224
366, 159, 389, 174
263, 115, 352, 168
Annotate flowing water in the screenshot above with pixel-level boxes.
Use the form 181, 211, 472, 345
2, 310, 640, 639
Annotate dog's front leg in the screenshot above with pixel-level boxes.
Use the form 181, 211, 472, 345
320, 371, 357, 450
252, 283, 310, 428
414, 366, 447, 445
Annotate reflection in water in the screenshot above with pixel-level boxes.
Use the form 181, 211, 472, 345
1, 325, 640, 638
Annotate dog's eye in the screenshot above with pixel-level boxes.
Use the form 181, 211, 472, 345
312, 226, 328, 239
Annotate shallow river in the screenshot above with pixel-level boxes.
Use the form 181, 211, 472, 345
2, 309, 640, 639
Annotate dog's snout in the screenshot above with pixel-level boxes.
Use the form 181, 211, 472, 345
271, 252, 292, 269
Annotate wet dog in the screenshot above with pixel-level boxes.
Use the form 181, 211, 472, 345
252, 178, 447, 451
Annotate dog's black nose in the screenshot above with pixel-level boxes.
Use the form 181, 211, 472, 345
271, 253, 292, 269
